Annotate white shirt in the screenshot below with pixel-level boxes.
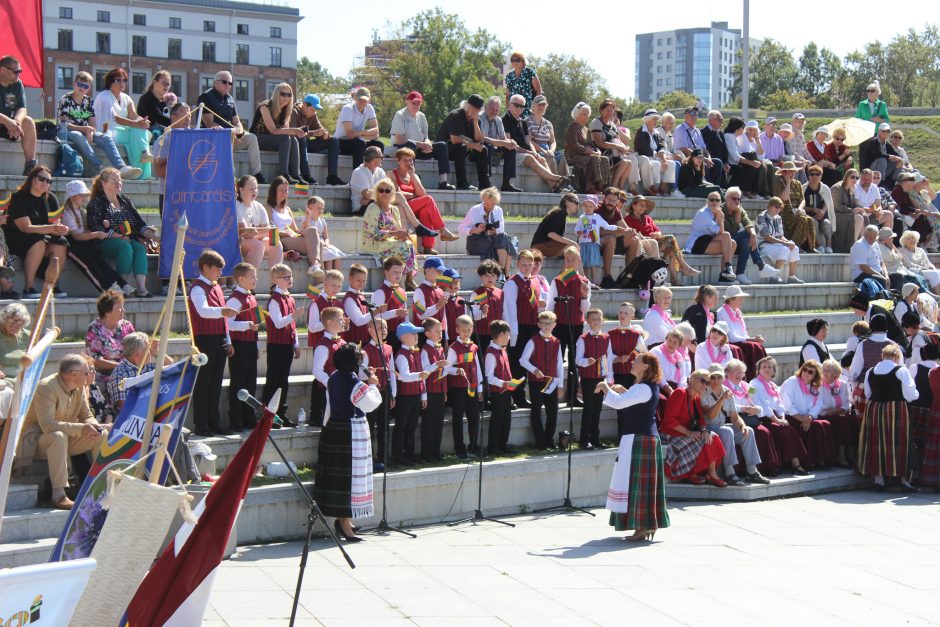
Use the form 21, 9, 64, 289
605, 327, 648, 384
849, 238, 883, 279
371, 280, 409, 322
694, 340, 733, 370
421, 341, 449, 392
801, 337, 829, 365
190, 274, 231, 344
715, 304, 750, 343
343, 289, 372, 329
724, 378, 761, 414
906, 331, 928, 368
349, 165, 386, 206
602, 383, 653, 410
307, 290, 341, 336
412, 280, 445, 328
458, 204, 506, 236
575, 213, 618, 244
547, 278, 590, 319
819, 377, 851, 413
575, 332, 608, 379
267, 287, 298, 348
360, 340, 397, 397
484, 345, 510, 388
334, 102, 376, 139
312, 332, 341, 386
224, 286, 254, 333
269, 206, 295, 232
93, 90, 133, 137
780, 376, 822, 418
848, 333, 894, 382
237, 200, 271, 228
395, 348, 427, 400
863, 360, 919, 402
445, 338, 484, 393
855, 182, 881, 209
749, 376, 786, 418
520, 335, 564, 388
502, 273, 544, 346
650, 345, 690, 388
641, 306, 675, 346
390, 107, 430, 142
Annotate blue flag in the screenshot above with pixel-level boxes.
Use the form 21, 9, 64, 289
159, 129, 240, 278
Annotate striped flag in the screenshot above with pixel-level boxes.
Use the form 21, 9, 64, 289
557, 267, 577, 284
293, 184, 310, 196
0, 193, 10, 212
504, 377, 526, 392
268, 228, 280, 247
435, 274, 454, 289
47, 203, 64, 224
117, 219, 133, 236
471, 290, 488, 306
254, 304, 268, 327
412, 300, 427, 315
528, 285, 537, 307
457, 351, 474, 364
307, 282, 322, 299
388, 287, 407, 309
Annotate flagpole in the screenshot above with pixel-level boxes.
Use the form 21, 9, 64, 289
136, 213, 188, 479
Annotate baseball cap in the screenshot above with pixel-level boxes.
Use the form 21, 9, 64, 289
792, 112, 805, 120
406, 91, 423, 102
423, 256, 446, 270
354, 87, 371, 100
442, 267, 461, 280
765, 116, 777, 126
396, 321, 423, 338
302, 94, 323, 110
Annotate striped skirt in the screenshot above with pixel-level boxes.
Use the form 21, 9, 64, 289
918, 408, 940, 487
315, 414, 374, 519
857, 400, 911, 479
608, 435, 670, 532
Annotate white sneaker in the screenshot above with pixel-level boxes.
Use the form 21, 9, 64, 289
786, 275, 805, 284
826, 246, 834, 254
121, 283, 136, 296
736, 274, 752, 285
119, 165, 142, 180
670, 190, 684, 198
758, 265, 780, 279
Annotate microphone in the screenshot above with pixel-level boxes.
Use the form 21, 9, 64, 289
555, 296, 574, 302
363, 301, 380, 310
455, 298, 467, 307
237, 389, 282, 425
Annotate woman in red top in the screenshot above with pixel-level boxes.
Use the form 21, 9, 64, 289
623, 195, 698, 284
660, 368, 727, 486
391, 147, 458, 254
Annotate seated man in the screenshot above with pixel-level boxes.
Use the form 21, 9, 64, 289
596, 188, 648, 288
349, 145, 386, 215
334, 87, 385, 169
198, 71, 263, 182
859, 123, 903, 188
293, 94, 345, 186
436, 94, 488, 191
476, 96, 519, 192
0, 56, 38, 175
701, 109, 731, 187
21, 354, 109, 509
390, 91, 454, 190
502, 94, 570, 193
106, 332, 163, 416
849, 224, 889, 289
672, 106, 723, 186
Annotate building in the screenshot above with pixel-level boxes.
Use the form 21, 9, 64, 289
635, 22, 761, 108
41, 0, 302, 120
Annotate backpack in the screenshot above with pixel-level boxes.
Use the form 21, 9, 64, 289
35, 119, 58, 140
615, 255, 669, 289
856, 279, 894, 302
54, 142, 84, 177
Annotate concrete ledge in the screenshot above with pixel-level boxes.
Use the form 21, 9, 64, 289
666, 468, 867, 501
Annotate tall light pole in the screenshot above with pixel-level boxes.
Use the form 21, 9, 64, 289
742, 0, 750, 119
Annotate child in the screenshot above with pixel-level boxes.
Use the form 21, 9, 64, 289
575, 308, 609, 449
548, 246, 591, 403
343, 263, 381, 345
302, 195, 345, 271
607, 302, 648, 387
420, 318, 448, 461
393, 321, 432, 466
361, 318, 394, 470
307, 269, 345, 349
371, 256, 409, 352
189, 249, 238, 436
576, 195, 622, 285
311, 306, 347, 427
225, 262, 262, 432
504, 250, 542, 408
411, 256, 448, 342
484, 320, 515, 454
262, 263, 300, 421
440, 267, 463, 346
471, 260, 504, 355
530, 249, 551, 299
521, 311, 564, 450
447, 315, 484, 459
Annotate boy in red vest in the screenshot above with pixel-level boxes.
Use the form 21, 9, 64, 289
575, 308, 609, 450
361, 318, 394, 471
262, 263, 300, 421
307, 269, 344, 349
370, 256, 409, 353
420, 318, 449, 461
484, 320, 515, 454
412, 256, 449, 343
521, 311, 564, 450
189, 249, 238, 436
343, 263, 381, 345
447, 315, 484, 459
548, 246, 591, 406
607, 302, 649, 437
225, 262, 261, 432
311, 306, 347, 427
392, 321, 433, 466
504, 250, 543, 409
471, 260, 504, 355
440, 267, 463, 346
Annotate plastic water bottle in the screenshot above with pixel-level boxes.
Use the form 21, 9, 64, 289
510, 235, 520, 251
296, 408, 307, 432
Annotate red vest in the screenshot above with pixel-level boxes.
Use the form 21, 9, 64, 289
443, 298, 462, 343
362, 341, 393, 392
577, 332, 609, 379
376, 282, 407, 339
487, 344, 512, 393
511, 274, 539, 327
422, 343, 447, 394
315, 334, 346, 388
341, 290, 370, 345
267, 291, 296, 345
608, 328, 641, 375
396, 347, 425, 396
448, 340, 479, 389
552, 275, 589, 325
228, 289, 258, 343
529, 334, 560, 383
307, 293, 343, 347
472, 286, 503, 337
189, 278, 228, 336
411, 282, 445, 327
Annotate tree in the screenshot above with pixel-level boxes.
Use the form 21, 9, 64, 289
762, 89, 816, 111
528, 53, 606, 136
795, 43, 841, 103
747, 40, 798, 108
655, 91, 698, 112
295, 57, 347, 132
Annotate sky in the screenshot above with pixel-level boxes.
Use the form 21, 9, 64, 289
282, 0, 930, 100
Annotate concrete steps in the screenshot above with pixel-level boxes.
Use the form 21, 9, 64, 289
1, 508, 69, 544
0, 537, 57, 569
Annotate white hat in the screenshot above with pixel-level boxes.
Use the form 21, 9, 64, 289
65, 180, 90, 199
913, 173, 926, 184
778, 123, 794, 135
792, 112, 805, 120
709, 320, 731, 336
901, 283, 919, 298
724, 285, 750, 300
879, 122, 891, 131
745, 120, 759, 129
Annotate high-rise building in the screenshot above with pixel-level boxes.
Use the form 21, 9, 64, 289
635, 22, 761, 108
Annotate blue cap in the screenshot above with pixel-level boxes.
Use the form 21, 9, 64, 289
423, 256, 445, 270
396, 321, 423, 338
442, 267, 461, 280
302, 94, 323, 110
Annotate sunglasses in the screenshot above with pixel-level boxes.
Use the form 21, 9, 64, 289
76, 81, 91, 89
35, 175, 52, 184
113, 78, 127, 83
809, 172, 822, 176
377, 188, 393, 194
218, 79, 233, 85
868, 89, 877, 93
707, 198, 720, 203
850, 175, 859, 180
279, 92, 292, 98
510, 103, 523, 108
3, 66, 22, 74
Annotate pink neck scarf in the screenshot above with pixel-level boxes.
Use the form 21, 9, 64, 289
799, 377, 820, 409
651, 304, 676, 327
703, 305, 715, 326
757, 375, 780, 399
706, 340, 724, 365
724, 379, 750, 401
660, 346, 683, 382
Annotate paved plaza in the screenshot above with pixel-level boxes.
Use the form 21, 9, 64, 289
208, 490, 940, 626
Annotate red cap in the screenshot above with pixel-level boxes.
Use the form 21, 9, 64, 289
406, 91, 423, 102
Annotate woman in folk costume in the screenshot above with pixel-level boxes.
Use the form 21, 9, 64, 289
860, 344, 918, 492
818, 359, 856, 469
750, 356, 810, 475
907, 344, 937, 485
801, 318, 832, 367
724, 358, 781, 476
599, 352, 670, 542
694, 321, 734, 371
780, 360, 838, 468
650, 328, 691, 391
642, 286, 676, 348
716, 285, 767, 380
315, 343, 383, 542
660, 369, 728, 486
847, 313, 898, 416
920, 352, 940, 490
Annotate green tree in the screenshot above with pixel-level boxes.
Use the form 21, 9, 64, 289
655, 90, 698, 112
731, 39, 797, 108
795, 43, 841, 103
762, 89, 816, 111
295, 57, 347, 132
528, 53, 607, 137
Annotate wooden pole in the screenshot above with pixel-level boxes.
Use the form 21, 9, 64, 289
149, 425, 174, 484
28, 256, 60, 346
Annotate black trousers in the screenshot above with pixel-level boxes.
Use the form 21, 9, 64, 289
447, 143, 492, 188
451, 387, 481, 455
228, 340, 258, 431
468, 144, 515, 185
613, 372, 636, 438
420, 392, 446, 460
66, 238, 127, 293
300, 136, 340, 179
392, 394, 421, 462
579, 377, 603, 446
552, 323, 582, 404
394, 141, 450, 175
477, 334, 492, 407
192, 335, 227, 432
309, 384, 326, 428
509, 324, 538, 406
487, 390, 513, 452
338, 137, 385, 169
529, 380, 558, 449
262, 343, 294, 418
366, 388, 390, 463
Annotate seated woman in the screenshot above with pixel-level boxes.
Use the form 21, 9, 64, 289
800, 165, 834, 253
773, 162, 818, 253
724, 358, 780, 476
633, 109, 675, 196
878, 227, 932, 293
681, 284, 719, 344
806, 128, 842, 187
694, 321, 734, 370
301, 196, 345, 272
265, 176, 321, 274
826, 129, 854, 182
818, 358, 857, 468
660, 368, 727, 486
565, 102, 610, 193
678, 149, 721, 199
739, 120, 774, 197
236, 175, 283, 271
650, 328, 691, 391
530, 193, 580, 260
526, 95, 559, 175
61, 180, 130, 294
780, 360, 837, 469
723, 116, 764, 199
756, 197, 803, 284
390, 147, 458, 254
85, 288, 135, 402
899, 230, 940, 295
251, 82, 306, 184
682, 192, 737, 283
0, 303, 31, 387
457, 187, 517, 280
716, 285, 767, 379
93, 68, 152, 179
801, 318, 832, 365
624, 195, 698, 284
3, 165, 69, 298
831, 169, 865, 253
359, 178, 418, 287
136, 70, 175, 138
85, 168, 159, 297
590, 99, 634, 192
750, 356, 810, 475
860, 344, 918, 491
642, 286, 677, 348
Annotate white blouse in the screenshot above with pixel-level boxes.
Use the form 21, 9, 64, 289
780, 376, 822, 418
801, 337, 829, 365
694, 340, 733, 370
603, 383, 653, 409
749, 376, 786, 418
819, 377, 851, 413
650, 345, 690, 388
641, 306, 675, 346
715, 304, 750, 343
236, 200, 271, 228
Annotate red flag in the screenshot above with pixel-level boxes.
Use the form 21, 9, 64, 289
121, 405, 274, 625
0, 0, 44, 88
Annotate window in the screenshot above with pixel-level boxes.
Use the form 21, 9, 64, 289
97, 10, 109, 22
95, 70, 108, 92
204, 20, 215, 32
656, 79, 663, 86
657, 52, 663, 60
667, 37, 672, 45
169, 17, 181, 29
202, 41, 216, 62
58, 29, 73, 51
667, 51, 672, 59
236, 44, 249, 65
96, 32, 110, 54
270, 26, 281, 38
665, 78, 672, 86
657, 38, 662, 46
133, 14, 145, 26
237, 24, 249, 35
201, 76, 214, 92
269, 47, 282, 67
168, 38, 182, 60
666, 64, 672, 72
656, 65, 662, 73
56, 67, 74, 90
234, 79, 249, 101
59, 7, 72, 18
132, 72, 147, 94
171, 74, 183, 96
132, 36, 146, 57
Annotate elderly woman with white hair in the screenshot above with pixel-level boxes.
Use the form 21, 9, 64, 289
634, 109, 675, 196
654, 112, 683, 190
564, 102, 610, 193
899, 230, 940, 294
641, 286, 677, 348
0, 303, 31, 391
878, 226, 932, 293
856, 81, 889, 126
458, 186, 517, 278
738, 120, 774, 197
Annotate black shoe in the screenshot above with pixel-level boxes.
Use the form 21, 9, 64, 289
373, 462, 385, 473
792, 466, 809, 476
438, 182, 456, 190
745, 472, 771, 485
513, 399, 531, 409
414, 224, 439, 238
299, 175, 317, 185
253, 172, 266, 185
600, 275, 617, 289
0, 289, 19, 299
326, 174, 346, 186
53, 288, 68, 298
456, 451, 469, 460
500, 183, 523, 193
456, 184, 477, 191
284, 175, 300, 185
194, 428, 214, 437
334, 518, 363, 542
901, 483, 917, 493
211, 427, 232, 436
23, 159, 37, 176
570, 399, 584, 408
500, 446, 516, 455
872, 483, 886, 492
281, 417, 298, 428
22, 288, 39, 299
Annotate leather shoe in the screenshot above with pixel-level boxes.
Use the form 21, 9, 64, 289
281, 417, 298, 428
326, 175, 346, 186
600, 275, 617, 289
414, 223, 439, 238
50, 495, 75, 510
457, 184, 477, 191
705, 475, 728, 488
745, 472, 771, 485
438, 182, 456, 190
500, 183, 523, 193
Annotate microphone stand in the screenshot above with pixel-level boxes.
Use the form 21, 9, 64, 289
534, 294, 594, 517
448, 297, 515, 528
360, 300, 417, 538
